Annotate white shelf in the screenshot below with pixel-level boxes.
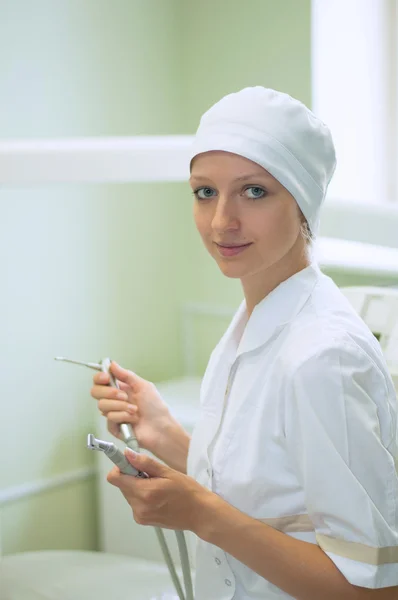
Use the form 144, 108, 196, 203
315, 237, 398, 279
0, 135, 192, 184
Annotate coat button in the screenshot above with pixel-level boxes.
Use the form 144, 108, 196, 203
225, 579, 232, 586
215, 557, 221, 565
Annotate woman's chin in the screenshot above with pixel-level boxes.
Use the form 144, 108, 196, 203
215, 260, 249, 279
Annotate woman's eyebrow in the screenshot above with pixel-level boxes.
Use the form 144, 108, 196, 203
189, 173, 272, 183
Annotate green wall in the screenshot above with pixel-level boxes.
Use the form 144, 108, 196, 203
1, 0, 188, 554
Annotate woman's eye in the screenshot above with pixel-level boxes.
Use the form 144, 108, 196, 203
245, 186, 266, 199
192, 187, 214, 200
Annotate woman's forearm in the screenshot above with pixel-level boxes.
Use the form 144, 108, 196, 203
194, 492, 378, 600
151, 415, 191, 474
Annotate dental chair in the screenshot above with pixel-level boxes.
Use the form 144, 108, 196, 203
1, 287, 397, 600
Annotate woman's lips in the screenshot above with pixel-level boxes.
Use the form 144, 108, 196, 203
216, 243, 252, 257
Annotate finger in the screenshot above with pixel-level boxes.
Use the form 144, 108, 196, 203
107, 467, 145, 492
107, 411, 138, 425
93, 372, 110, 385
117, 381, 130, 393
106, 469, 142, 499
124, 448, 169, 478
90, 385, 129, 401
98, 399, 137, 415
106, 465, 122, 486
109, 362, 143, 390
93, 372, 126, 390
107, 421, 122, 439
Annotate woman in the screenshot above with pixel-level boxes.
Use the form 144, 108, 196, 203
91, 87, 398, 599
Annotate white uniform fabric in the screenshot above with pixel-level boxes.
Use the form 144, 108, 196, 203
187, 263, 398, 599
188, 86, 337, 237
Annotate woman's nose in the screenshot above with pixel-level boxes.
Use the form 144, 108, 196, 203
211, 199, 240, 231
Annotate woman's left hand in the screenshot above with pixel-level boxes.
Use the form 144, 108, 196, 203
107, 448, 212, 532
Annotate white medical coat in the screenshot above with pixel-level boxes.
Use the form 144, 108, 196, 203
187, 262, 398, 599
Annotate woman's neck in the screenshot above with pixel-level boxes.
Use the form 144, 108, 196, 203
242, 253, 311, 319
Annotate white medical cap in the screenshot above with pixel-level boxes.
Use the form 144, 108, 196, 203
189, 86, 337, 237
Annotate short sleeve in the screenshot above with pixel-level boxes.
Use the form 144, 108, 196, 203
284, 341, 398, 589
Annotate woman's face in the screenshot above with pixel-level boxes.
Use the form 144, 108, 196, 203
190, 151, 305, 281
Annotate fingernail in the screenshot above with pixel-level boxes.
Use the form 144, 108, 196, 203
117, 392, 128, 400
125, 448, 137, 457
127, 404, 136, 413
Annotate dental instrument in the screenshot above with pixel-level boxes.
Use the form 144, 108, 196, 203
54, 356, 194, 600
87, 433, 148, 477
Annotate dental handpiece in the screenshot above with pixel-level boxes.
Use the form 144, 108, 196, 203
87, 434, 148, 478
54, 356, 140, 452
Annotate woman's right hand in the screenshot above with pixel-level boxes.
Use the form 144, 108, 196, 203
90, 361, 172, 453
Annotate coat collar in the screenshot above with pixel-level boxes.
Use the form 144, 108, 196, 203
219, 263, 321, 360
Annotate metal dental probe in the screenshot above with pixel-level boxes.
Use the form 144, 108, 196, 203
54, 357, 139, 452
